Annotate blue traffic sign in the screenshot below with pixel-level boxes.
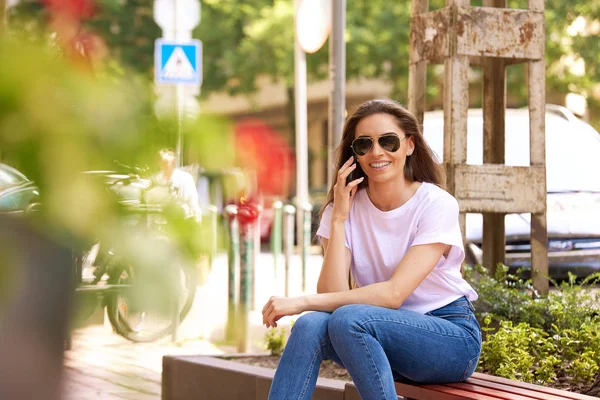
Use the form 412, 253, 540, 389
155, 39, 202, 85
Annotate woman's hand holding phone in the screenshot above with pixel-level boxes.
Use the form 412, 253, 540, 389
332, 156, 364, 222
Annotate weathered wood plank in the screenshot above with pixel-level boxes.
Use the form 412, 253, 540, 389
482, 213, 505, 271
481, 3, 507, 271
453, 165, 546, 213
408, 61, 427, 127
527, 0, 546, 294
455, 7, 544, 60
408, 61, 426, 127
443, 56, 469, 194
531, 212, 549, 295
529, 61, 545, 165
410, 9, 450, 64
459, 211, 467, 258
411, 7, 544, 64
469, 55, 530, 67
408, 0, 429, 126
446, 0, 470, 7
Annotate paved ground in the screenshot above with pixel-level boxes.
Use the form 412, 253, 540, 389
62, 325, 222, 400
61, 250, 325, 399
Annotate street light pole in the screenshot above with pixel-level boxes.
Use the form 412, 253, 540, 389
294, 0, 309, 259
327, 0, 346, 189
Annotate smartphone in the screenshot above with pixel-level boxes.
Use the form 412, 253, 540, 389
346, 155, 356, 196
346, 169, 354, 186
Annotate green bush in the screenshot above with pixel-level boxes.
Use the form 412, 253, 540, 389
468, 265, 600, 390
479, 317, 600, 387
466, 264, 600, 334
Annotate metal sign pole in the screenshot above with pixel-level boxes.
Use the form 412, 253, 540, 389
174, 0, 184, 167
224, 205, 239, 342
170, 0, 182, 342
237, 224, 253, 352
328, 0, 346, 188
283, 205, 296, 297
176, 84, 184, 168
270, 201, 283, 277
154, 0, 202, 166
154, 0, 201, 343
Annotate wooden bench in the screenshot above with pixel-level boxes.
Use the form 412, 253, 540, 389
162, 355, 598, 400
344, 372, 597, 400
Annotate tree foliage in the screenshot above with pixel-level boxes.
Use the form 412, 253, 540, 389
9, 0, 600, 125
544, 0, 600, 112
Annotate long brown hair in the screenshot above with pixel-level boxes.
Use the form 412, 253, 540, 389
320, 99, 445, 219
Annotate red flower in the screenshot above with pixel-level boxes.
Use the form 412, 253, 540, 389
236, 197, 262, 230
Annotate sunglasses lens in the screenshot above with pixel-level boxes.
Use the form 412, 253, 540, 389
352, 138, 372, 156
378, 135, 401, 152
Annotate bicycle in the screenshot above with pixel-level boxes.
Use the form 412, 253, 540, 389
74, 167, 199, 342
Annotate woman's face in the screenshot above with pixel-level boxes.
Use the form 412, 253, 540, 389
353, 113, 414, 184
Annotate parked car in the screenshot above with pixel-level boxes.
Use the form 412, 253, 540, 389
422, 105, 600, 279
0, 163, 39, 213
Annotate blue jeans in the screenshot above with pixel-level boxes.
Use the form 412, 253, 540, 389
268, 296, 481, 400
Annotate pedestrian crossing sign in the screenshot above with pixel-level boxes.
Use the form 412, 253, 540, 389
155, 39, 202, 85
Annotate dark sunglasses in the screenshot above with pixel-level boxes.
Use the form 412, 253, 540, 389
351, 134, 406, 156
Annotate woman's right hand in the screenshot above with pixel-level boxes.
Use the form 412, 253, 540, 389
331, 156, 364, 222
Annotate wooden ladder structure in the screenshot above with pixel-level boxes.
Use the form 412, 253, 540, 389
408, 0, 549, 294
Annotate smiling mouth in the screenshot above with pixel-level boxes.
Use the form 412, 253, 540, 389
369, 161, 391, 169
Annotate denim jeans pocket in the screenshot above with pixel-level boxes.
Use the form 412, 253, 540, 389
429, 310, 471, 320
426, 304, 472, 321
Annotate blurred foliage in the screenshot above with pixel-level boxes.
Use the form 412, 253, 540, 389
9, 0, 600, 122
263, 325, 287, 356
0, 30, 232, 266
0, 27, 241, 335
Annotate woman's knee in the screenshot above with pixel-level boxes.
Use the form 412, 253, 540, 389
289, 311, 331, 341
328, 304, 370, 340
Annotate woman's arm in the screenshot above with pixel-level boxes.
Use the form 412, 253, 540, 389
316, 223, 352, 293
316, 156, 362, 293
263, 242, 448, 327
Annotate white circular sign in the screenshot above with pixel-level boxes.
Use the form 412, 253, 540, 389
154, 0, 201, 32
296, 0, 332, 54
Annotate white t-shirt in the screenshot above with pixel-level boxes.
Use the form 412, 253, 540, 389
317, 182, 478, 314
153, 169, 201, 219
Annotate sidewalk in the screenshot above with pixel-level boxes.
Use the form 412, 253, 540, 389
62, 250, 325, 399
62, 325, 222, 400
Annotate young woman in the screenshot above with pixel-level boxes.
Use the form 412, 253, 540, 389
262, 99, 481, 400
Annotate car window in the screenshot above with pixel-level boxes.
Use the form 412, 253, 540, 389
422, 111, 600, 193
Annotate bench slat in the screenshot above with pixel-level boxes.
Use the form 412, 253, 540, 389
445, 382, 546, 400
395, 381, 514, 400
471, 373, 597, 400
463, 378, 573, 400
